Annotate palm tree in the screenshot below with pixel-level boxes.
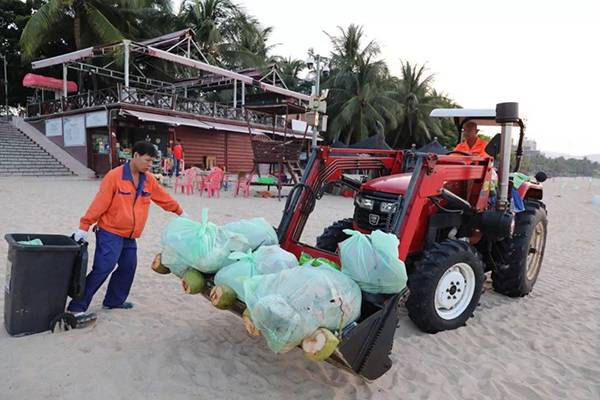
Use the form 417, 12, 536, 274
325, 25, 398, 145
221, 17, 278, 69
326, 24, 379, 71
387, 61, 449, 148
20, 0, 172, 60
275, 57, 308, 92
179, 0, 240, 64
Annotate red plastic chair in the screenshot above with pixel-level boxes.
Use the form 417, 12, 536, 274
174, 168, 196, 195
235, 172, 253, 198
200, 167, 224, 197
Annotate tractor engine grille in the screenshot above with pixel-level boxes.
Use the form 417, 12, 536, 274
353, 191, 402, 232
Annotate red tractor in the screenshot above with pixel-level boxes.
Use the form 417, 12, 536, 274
203, 102, 548, 380
275, 102, 547, 378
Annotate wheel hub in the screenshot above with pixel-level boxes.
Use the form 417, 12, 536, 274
435, 263, 476, 320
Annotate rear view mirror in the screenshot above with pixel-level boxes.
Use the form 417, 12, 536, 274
485, 134, 501, 158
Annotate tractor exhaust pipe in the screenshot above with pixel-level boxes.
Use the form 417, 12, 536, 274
495, 102, 519, 210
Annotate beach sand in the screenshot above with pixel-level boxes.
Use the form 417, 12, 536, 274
0, 176, 599, 400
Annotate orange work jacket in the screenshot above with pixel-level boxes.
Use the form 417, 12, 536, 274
80, 163, 182, 238
454, 137, 490, 157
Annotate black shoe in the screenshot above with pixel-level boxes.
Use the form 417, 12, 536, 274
102, 301, 134, 310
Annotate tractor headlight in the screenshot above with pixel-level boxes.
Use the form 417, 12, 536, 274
380, 201, 398, 213
355, 195, 374, 210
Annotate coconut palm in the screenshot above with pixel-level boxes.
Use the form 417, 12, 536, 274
179, 0, 240, 64
20, 0, 172, 60
275, 57, 308, 92
221, 17, 278, 69
325, 25, 398, 145
387, 61, 449, 148
327, 24, 379, 71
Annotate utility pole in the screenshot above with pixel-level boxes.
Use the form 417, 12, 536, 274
307, 53, 323, 148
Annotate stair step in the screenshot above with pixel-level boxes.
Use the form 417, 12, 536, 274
0, 124, 74, 176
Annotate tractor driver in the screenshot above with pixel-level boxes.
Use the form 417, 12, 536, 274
454, 121, 490, 157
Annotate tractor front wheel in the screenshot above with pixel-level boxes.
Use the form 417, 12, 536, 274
316, 218, 354, 252
492, 200, 548, 297
406, 240, 485, 333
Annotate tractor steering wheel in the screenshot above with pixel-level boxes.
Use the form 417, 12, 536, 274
447, 150, 472, 156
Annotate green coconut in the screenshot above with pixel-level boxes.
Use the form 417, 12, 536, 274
210, 285, 237, 310
181, 269, 205, 294
151, 253, 171, 275
242, 308, 261, 337
302, 328, 339, 361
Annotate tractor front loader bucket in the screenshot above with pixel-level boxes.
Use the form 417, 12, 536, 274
331, 288, 406, 380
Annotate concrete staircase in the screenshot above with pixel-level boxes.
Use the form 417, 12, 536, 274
0, 121, 74, 176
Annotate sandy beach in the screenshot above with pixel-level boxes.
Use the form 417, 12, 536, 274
0, 176, 599, 400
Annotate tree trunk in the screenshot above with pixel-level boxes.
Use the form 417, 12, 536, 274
74, 15, 82, 50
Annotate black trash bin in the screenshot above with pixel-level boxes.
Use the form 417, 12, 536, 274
4, 234, 87, 336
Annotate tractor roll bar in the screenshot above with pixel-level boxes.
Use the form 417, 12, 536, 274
496, 102, 520, 210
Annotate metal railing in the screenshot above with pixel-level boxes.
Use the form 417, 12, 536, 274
26, 85, 286, 129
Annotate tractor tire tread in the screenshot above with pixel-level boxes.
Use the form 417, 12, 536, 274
492, 200, 548, 297
406, 240, 485, 334
316, 218, 354, 252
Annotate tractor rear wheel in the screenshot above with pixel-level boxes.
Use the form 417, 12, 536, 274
316, 218, 354, 252
406, 240, 485, 333
492, 200, 548, 297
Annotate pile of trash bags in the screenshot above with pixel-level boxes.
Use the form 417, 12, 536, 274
244, 265, 362, 353
214, 246, 298, 302
160, 209, 278, 277
158, 210, 408, 354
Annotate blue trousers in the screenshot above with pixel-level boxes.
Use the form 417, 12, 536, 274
68, 228, 137, 312
170, 158, 181, 177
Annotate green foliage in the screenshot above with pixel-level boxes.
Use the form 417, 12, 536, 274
0, 0, 36, 108
520, 154, 600, 177
323, 25, 460, 148
325, 25, 398, 144
20, 0, 172, 60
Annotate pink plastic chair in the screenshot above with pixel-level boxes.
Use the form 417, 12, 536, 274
235, 172, 253, 198
174, 168, 197, 195
200, 167, 224, 197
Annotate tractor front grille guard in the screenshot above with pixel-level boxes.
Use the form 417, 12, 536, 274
283, 159, 390, 243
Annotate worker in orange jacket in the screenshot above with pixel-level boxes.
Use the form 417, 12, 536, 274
68, 141, 188, 320
455, 121, 490, 157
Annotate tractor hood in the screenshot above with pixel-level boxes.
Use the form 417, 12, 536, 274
360, 173, 412, 195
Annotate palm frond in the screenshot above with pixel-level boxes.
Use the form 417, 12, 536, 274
83, 4, 124, 46
20, 0, 66, 60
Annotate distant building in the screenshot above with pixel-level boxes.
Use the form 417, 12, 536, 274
523, 139, 541, 156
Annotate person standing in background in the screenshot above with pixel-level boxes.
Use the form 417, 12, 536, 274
171, 138, 184, 177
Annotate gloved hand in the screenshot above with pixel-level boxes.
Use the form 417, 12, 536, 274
73, 229, 88, 243
180, 210, 190, 219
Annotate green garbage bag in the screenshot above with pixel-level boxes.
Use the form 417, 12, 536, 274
214, 245, 298, 301
161, 209, 249, 274
510, 172, 530, 189
243, 265, 361, 353
299, 252, 340, 270
161, 246, 189, 278
223, 217, 278, 250
339, 229, 408, 294
17, 239, 43, 246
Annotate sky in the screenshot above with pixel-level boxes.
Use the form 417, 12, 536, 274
173, 0, 599, 156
